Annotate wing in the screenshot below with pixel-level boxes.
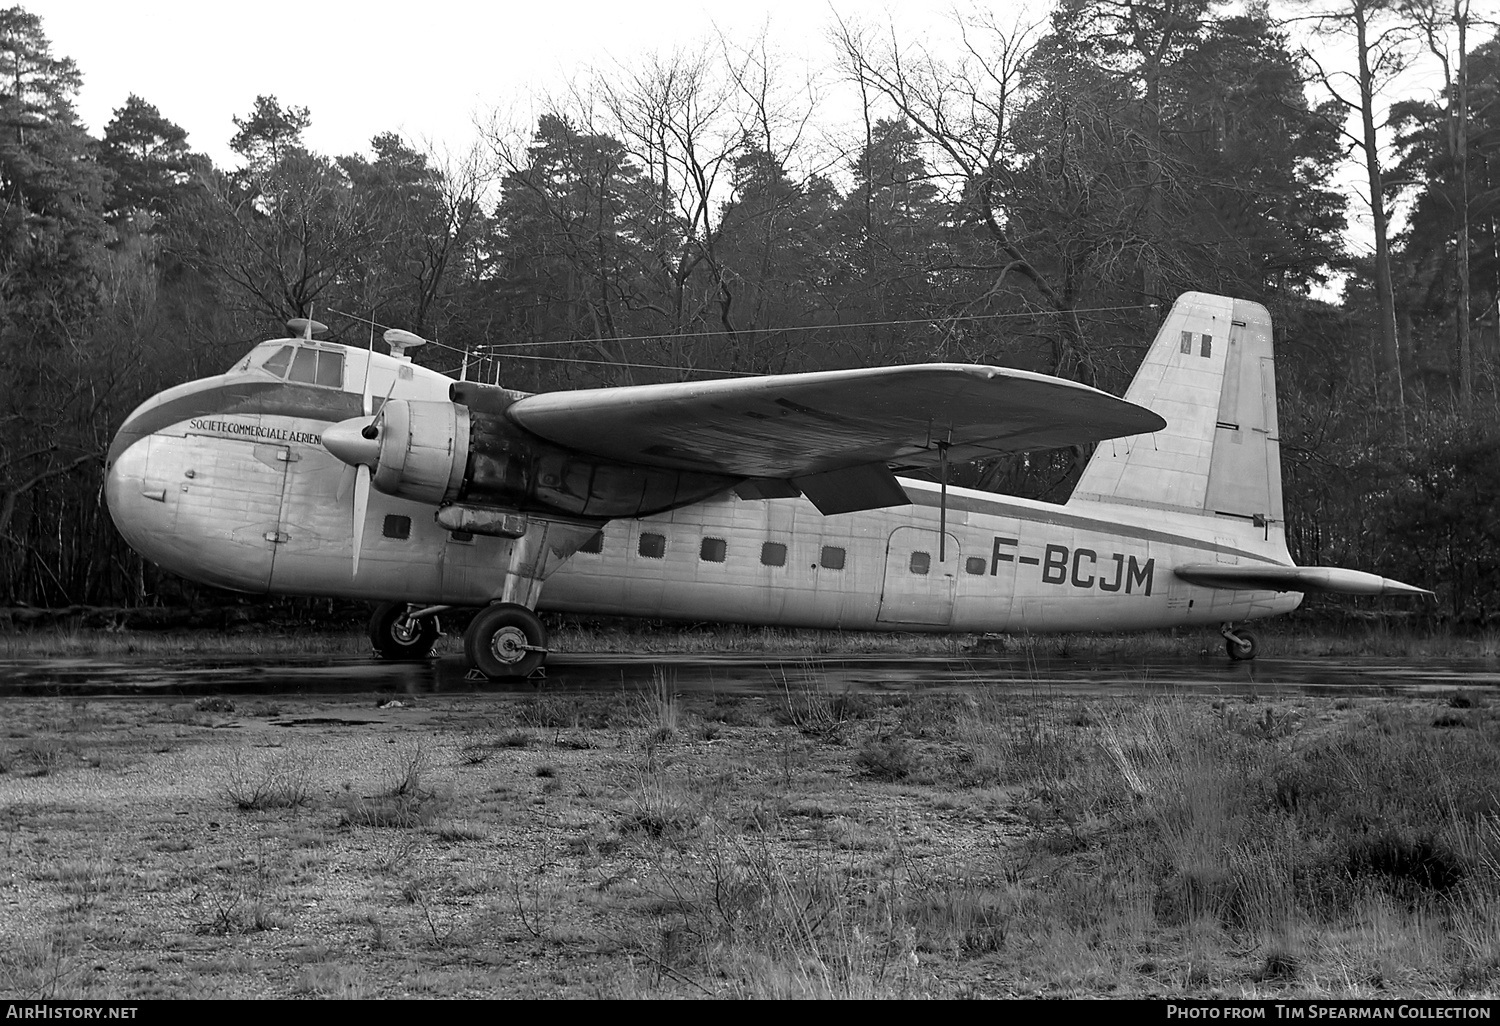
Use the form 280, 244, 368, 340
1173, 564, 1432, 597
506, 364, 1165, 513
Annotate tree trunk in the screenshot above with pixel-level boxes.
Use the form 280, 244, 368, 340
1455, 0, 1472, 413
1356, 5, 1405, 410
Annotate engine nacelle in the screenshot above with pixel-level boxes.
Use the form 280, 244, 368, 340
360, 393, 738, 519
461, 411, 735, 517
370, 399, 470, 505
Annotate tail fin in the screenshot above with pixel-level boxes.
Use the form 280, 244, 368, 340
1071, 292, 1283, 532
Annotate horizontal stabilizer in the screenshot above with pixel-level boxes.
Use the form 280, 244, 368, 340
1173, 564, 1433, 597
507, 364, 1164, 480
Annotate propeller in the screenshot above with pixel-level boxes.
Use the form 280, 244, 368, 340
324, 324, 426, 575
325, 417, 379, 576
324, 372, 393, 576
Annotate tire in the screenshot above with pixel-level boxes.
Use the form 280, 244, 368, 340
464, 603, 548, 679
1226, 630, 1258, 661
368, 601, 439, 660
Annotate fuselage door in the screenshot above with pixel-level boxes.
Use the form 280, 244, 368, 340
877, 525, 960, 626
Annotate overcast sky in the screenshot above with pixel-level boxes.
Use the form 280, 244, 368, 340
28, 0, 1500, 263
34, 0, 863, 168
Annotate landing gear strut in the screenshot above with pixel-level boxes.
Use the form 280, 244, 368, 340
1221, 623, 1258, 661
464, 603, 548, 679
369, 602, 440, 660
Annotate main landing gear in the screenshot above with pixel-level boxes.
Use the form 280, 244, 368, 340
367, 601, 549, 679
1221, 622, 1259, 661
463, 603, 548, 679
365, 518, 590, 680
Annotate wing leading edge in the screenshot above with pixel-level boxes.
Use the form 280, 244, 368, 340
506, 364, 1166, 514
1173, 564, 1433, 597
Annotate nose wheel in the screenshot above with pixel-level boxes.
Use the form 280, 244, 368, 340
464, 603, 548, 679
369, 602, 439, 660
1221, 623, 1258, 661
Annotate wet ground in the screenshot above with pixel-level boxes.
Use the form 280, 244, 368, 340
1, 651, 1497, 699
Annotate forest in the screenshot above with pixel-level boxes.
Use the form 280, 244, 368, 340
2, 0, 1498, 624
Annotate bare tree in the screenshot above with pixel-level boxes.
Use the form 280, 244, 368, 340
717, 26, 833, 361
599, 45, 749, 374
184, 152, 378, 322
1298, 0, 1416, 411
833, 11, 1109, 382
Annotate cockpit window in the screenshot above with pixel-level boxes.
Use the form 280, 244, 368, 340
317, 350, 344, 387
289, 347, 344, 387
261, 346, 294, 377
257, 344, 345, 387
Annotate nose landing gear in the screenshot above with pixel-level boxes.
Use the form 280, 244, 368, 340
1221, 622, 1258, 661
369, 601, 441, 660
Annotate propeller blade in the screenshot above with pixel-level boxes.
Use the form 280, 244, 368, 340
362, 320, 375, 416
352, 466, 370, 576
336, 463, 355, 505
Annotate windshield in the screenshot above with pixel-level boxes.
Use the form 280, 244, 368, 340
257, 344, 344, 388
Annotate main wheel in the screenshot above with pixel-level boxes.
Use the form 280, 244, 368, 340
368, 602, 439, 660
1226, 630, 1259, 661
464, 603, 548, 679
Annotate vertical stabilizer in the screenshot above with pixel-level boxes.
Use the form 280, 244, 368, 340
1071, 293, 1283, 531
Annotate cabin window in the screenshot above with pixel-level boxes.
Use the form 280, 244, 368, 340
639, 532, 666, 559
760, 542, 787, 567
1180, 331, 1193, 355
965, 557, 986, 575
820, 545, 846, 570
700, 537, 726, 563
383, 515, 411, 540
909, 551, 930, 575
288, 346, 345, 387
1200, 333, 1213, 358
579, 531, 604, 554
449, 530, 474, 543
261, 346, 294, 377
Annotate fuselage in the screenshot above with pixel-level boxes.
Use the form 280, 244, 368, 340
543, 481, 1299, 631
104, 334, 1301, 633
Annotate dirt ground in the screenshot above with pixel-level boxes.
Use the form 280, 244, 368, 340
0, 685, 1493, 1000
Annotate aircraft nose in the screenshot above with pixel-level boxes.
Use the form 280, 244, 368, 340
104, 434, 164, 557
323, 417, 380, 469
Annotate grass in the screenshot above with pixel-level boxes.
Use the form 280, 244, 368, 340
7, 615, 1500, 661
3, 680, 1500, 998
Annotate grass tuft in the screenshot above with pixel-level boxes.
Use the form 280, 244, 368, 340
339, 740, 450, 828
218, 748, 315, 811
855, 736, 914, 781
